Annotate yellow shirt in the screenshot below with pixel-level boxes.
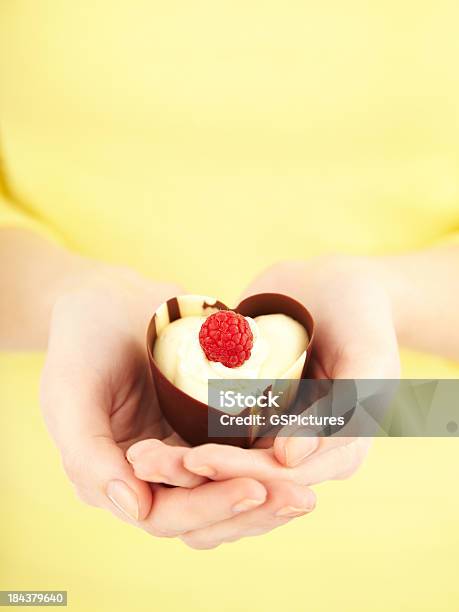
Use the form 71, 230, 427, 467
1, 3, 458, 612
1, 2, 459, 300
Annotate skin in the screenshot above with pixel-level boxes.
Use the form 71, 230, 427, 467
2, 228, 458, 548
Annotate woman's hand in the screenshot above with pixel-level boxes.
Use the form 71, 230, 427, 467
40, 268, 192, 517
128, 256, 399, 547
131, 255, 398, 487
40, 265, 316, 548
10, 230, 455, 548
244, 256, 401, 380
241, 255, 400, 471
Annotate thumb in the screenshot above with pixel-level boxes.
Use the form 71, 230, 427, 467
63, 434, 153, 522
273, 342, 400, 467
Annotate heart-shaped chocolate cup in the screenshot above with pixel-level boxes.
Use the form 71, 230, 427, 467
146, 293, 315, 448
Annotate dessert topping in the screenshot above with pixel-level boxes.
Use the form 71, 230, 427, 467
199, 310, 254, 368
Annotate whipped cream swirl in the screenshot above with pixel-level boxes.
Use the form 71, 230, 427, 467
153, 310, 308, 406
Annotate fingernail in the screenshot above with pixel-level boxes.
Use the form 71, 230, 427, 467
126, 439, 162, 463
232, 498, 265, 513
107, 480, 139, 521
188, 465, 216, 478
284, 436, 318, 467
275, 505, 311, 518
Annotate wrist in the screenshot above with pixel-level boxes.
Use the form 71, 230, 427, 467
364, 253, 424, 348
0, 229, 99, 349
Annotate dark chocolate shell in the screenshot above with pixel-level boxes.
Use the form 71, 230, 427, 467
147, 294, 315, 447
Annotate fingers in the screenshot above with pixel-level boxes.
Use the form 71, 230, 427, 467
273, 432, 360, 467
127, 439, 207, 488
293, 437, 373, 483
183, 444, 280, 481
59, 433, 153, 521
141, 478, 267, 537
180, 480, 316, 550
273, 435, 319, 467
183, 438, 371, 486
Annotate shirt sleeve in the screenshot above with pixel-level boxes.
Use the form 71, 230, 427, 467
433, 229, 459, 248
0, 181, 64, 244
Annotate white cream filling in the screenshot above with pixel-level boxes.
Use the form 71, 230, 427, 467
153, 313, 308, 405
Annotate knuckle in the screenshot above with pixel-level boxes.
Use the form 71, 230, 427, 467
155, 455, 176, 479
184, 443, 224, 470
269, 479, 299, 503
132, 462, 154, 482
235, 477, 266, 500
195, 443, 220, 458
147, 514, 180, 538
269, 480, 313, 512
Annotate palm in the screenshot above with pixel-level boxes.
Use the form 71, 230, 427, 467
107, 342, 187, 451
43, 277, 188, 455
90, 312, 162, 447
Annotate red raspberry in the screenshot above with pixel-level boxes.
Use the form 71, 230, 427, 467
199, 310, 254, 368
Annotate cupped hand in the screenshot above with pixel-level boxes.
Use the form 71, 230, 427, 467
40, 266, 316, 548
235, 255, 400, 477
129, 255, 400, 537
243, 256, 401, 381
40, 267, 191, 518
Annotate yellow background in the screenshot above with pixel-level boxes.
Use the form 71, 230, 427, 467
1, 1, 459, 610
